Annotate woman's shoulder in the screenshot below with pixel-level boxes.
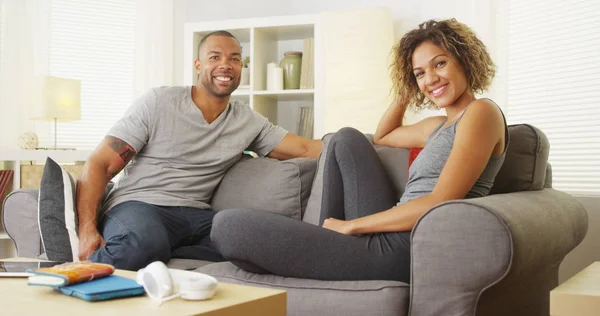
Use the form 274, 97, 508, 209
457, 98, 506, 145
470, 98, 501, 111
463, 98, 504, 123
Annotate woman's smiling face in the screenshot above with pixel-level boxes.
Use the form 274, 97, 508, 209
411, 40, 471, 108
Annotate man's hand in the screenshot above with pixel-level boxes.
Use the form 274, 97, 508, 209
322, 218, 355, 235
78, 227, 104, 261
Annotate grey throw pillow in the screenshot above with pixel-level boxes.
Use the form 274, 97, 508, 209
38, 157, 79, 262
490, 124, 550, 194
211, 157, 317, 220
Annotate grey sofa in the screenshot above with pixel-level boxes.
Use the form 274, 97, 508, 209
2, 124, 588, 316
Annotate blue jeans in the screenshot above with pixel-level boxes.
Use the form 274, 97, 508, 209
89, 201, 225, 270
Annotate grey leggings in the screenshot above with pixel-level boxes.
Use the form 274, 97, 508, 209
211, 127, 411, 282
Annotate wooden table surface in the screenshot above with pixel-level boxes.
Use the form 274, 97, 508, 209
0, 257, 286, 316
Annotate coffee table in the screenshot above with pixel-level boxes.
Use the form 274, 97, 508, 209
550, 261, 600, 316
0, 257, 286, 316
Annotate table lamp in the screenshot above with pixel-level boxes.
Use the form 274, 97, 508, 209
30, 76, 81, 150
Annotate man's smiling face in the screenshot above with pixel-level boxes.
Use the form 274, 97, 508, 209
196, 35, 242, 98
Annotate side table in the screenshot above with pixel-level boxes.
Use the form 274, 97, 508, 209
550, 261, 600, 315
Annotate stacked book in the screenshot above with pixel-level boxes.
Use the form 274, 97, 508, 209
300, 38, 314, 89
297, 107, 314, 139
27, 261, 145, 301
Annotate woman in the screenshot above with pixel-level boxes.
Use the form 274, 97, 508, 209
210, 18, 508, 283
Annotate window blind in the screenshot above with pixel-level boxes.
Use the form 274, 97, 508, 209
40, 0, 136, 149
506, 0, 600, 196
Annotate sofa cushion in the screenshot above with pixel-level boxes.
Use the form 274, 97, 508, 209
303, 133, 409, 225
197, 262, 409, 316
545, 163, 553, 188
38, 158, 79, 262
490, 124, 550, 194
211, 156, 317, 220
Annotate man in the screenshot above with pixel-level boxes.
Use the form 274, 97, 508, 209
72, 31, 321, 270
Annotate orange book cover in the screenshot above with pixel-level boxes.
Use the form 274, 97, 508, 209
27, 262, 115, 287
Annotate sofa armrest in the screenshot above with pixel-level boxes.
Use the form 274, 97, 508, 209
2, 189, 42, 258
409, 189, 588, 316
2, 183, 116, 258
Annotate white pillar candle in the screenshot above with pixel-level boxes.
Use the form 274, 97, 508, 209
267, 66, 283, 91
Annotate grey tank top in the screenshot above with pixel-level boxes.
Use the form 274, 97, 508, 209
398, 101, 509, 204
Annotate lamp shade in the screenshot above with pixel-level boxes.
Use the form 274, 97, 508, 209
30, 76, 81, 121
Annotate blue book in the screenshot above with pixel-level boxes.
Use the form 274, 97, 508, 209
56, 275, 145, 302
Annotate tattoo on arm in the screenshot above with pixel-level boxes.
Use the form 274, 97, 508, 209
107, 137, 136, 164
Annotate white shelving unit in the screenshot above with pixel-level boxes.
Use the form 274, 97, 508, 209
0, 149, 93, 258
0, 149, 92, 192
184, 14, 321, 137
253, 89, 315, 101
0, 233, 14, 258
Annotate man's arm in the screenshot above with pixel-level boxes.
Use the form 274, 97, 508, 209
76, 136, 136, 260
267, 133, 322, 160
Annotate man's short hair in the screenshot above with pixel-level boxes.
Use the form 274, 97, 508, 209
197, 30, 239, 58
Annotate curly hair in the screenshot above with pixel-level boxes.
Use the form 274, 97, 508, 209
390, 19, 496, 110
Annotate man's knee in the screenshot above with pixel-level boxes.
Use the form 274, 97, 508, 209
92, 219, 171, 270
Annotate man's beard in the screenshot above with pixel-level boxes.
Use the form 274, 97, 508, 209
201, 74, 240, 97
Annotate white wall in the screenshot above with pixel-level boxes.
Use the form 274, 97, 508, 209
176, 0, 599, 283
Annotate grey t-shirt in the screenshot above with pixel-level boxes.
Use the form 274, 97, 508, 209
102, 86, 288, 212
